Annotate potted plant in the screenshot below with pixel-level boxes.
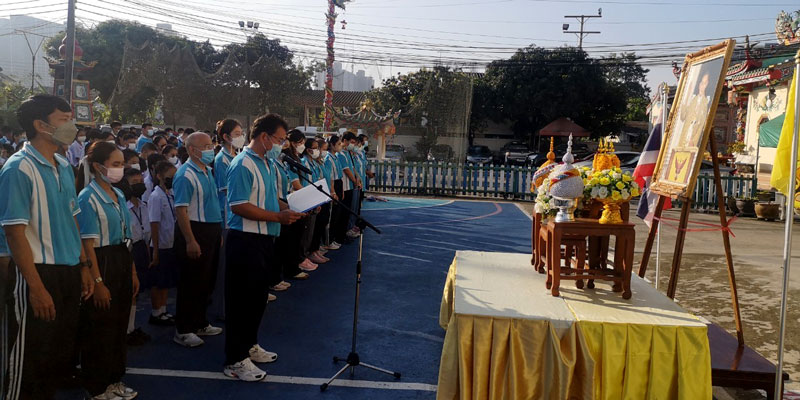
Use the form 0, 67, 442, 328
755, 191, 780, 221
735, 196, 757, 218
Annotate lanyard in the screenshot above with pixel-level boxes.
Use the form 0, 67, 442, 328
166, 191, 176, 221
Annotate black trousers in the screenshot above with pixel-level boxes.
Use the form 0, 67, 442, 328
80, 244, 133, 396
5, 263, 81, 400
311, 203, 332, 251
224, 230, 274, 365
174, 221, 222, 334
333, 189, 355, 243
271, 219, 305, 285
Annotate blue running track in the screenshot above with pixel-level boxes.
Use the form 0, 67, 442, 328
120, 198, 533, 399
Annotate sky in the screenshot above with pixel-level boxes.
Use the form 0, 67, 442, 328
1, 0, 795, 93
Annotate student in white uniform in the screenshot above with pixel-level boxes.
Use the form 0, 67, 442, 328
147, 161, 179, 326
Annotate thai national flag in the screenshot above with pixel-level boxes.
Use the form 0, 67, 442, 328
634, 122, 672, 227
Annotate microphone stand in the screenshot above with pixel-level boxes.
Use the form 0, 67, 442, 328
283, 159, 400, 392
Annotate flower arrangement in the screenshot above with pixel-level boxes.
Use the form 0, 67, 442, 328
534, 178, 558, 218
584, 167, 640, 201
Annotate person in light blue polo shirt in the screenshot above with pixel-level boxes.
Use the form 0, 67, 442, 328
75, 141, 139, 400
172, 132, 223, 348
0, 95, 96, 400
211, 119, 245, 321
223, 113, 303, 382
135, 122, 154, 152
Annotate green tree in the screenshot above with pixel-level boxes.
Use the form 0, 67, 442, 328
0, 80, 43, 131
483, 46, 629, 141
602, 53, 651, 122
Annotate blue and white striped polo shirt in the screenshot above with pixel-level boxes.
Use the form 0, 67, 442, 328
0, 142, 82, 265
323, 153, 339, 184
77, 180, 133, 247
214, 147, 236, 225
227, 147, 280, 236
349, 151, 364, 182
173, 159, 222, 223
135, 135, 153, 153
270, 158, 290, 201
336, 151, 354, 191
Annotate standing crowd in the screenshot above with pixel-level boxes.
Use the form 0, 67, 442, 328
0, 94, 373, 399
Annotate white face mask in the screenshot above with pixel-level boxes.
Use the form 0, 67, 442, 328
127, 143, 136, 151
231, 135, 246, 150
129, 163, 141, 171
146, 128, 155, 136
364, 141, 368, 147
321, 150, 329, 158
169, 156, 179, 165
77, 136, 86, 143
296, 144, 306, 154
311, 149, 320, 159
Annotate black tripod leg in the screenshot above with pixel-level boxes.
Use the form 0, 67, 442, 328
359, 361, 402, 379
321, 363, 351, 392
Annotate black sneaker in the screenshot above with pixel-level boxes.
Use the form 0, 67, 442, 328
126, 327, 151, 346
148, 313, 175, 326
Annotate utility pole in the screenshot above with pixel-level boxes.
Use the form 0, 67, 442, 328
64, 0, 77, 106
16, 30, 47, 93
563, 8, 602, 50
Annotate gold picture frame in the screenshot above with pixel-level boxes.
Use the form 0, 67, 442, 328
650, 39, 735, 199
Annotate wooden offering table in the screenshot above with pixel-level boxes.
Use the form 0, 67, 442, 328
543, 219, 635, 299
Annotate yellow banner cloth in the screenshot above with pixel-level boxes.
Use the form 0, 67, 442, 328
770, 73, 797, 196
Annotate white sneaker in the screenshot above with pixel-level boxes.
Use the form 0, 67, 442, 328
196, 324, 223, 336
269, 284, 288, 292
346, 229, 361, 239
91, 391, 122, 400
277, 281, 291, 289
249, 344, 278, 363
268, 293, 276, 302
224, 358, 266, 382
173, 332, 204, 347
107, 382, 138, 400
327, 242, 342, 250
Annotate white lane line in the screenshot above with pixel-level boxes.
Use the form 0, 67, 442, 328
374, 251, 432, 263
514, 203, 533, 220
126, 368, 438, 392
363, 199, 454, 211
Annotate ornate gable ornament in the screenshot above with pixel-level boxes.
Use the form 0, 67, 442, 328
776, 10, 800, 46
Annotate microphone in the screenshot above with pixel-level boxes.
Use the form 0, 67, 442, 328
279, 153, 312, 174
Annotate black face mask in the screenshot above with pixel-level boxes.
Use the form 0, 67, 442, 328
164, 177, 174, 190
131, 183, 147, 198
114, 181, 133, 201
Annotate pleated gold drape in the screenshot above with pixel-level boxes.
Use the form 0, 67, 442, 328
437, 252, 711, 400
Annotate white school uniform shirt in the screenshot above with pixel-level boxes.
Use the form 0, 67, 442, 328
143, 172, 154, 203
128, 199, 151, 244
148, 185, 176, 249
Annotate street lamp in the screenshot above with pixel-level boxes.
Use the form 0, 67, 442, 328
237, 21, 260, 40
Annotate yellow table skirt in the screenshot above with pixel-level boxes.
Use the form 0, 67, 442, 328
437, 251, 711, 400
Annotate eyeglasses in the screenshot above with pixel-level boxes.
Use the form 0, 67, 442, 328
270, 135, 287, 147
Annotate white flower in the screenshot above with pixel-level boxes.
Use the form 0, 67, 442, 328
612, 172, 621, 180
534, 203, 544, 214
597, 187, 609, 199
591, 186, 599, 198
621, 189, 630, 200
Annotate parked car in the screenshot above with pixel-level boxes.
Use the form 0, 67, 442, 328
384, 144, 406, 161
498, 142, 530, 164
525, 152, 551, 168
466, 145, 493, 164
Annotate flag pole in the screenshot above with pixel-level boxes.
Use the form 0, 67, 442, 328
775, 50, 800, 399
656, 83, 668, 289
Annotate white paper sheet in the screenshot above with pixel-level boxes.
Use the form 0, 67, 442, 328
287, 179, 331, 213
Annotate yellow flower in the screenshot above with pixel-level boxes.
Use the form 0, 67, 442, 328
590, 178, 599, 185
599, 177, 610, 186
622, 174, 632, 183
615, 181, 625, 190
611, 190, 621, 200
631, 187, 640, 197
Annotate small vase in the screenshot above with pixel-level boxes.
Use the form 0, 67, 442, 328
599, 200, 624, 224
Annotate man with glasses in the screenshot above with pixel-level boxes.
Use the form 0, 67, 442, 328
223, 114, 303, 381
172, 132, 224, 348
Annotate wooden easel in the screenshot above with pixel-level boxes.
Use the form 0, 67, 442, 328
637, 133, 744, 345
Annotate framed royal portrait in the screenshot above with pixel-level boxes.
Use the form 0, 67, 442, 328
73, 80, 90, 101
73, 101, 94, 125
650, 39, 735, 198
